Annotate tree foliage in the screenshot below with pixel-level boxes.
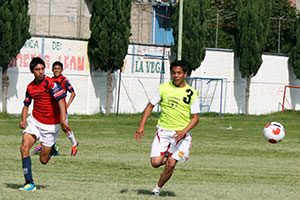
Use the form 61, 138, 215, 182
206, 0, 296, 54
170, 0, 207, 74
205, 0, 234, 49
0, 0, 30, 112
289, 16, 300, 80
88, 0, 131, 115
234, 0, 271, 115
235, 0, 271, 78
0, 0, 30, 72
265, 0, 296, 54
88, 0, 131, 72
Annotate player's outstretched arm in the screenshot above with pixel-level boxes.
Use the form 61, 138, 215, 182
174, 113, 199, 141
66, 91, 76, 108
58, 99, 72, 133
20, 106, 29, 129
135, 103, 154, 140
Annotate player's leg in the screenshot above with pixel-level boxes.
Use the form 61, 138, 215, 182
39, 145, 52, 164
151, 156, 167, 167
39, 123, 60, 164
152, 157, 178, 196
157, 157, 178, 188
20, 132, 36, 158
66, 130, 78, 156
19, 132, 36, 191
65, 113, 78, 156
150, 128, 172, 167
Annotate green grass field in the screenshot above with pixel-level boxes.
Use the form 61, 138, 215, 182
1, 112, 300, 199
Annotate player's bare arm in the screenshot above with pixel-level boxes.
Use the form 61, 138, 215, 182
58, 99, 72, 133
20, 106, 29, 129
66, 91, 76, 108
135, 103, 154, 140
174, 113, 199, 141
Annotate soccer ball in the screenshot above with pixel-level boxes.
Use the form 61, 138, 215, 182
263, 122, 285, 143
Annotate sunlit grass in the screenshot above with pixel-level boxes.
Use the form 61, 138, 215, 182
1, 111, 300, 199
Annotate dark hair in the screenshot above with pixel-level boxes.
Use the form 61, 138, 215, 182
52, 61, 63, 70
170, 60, 189, 73
30, 57, 45, 72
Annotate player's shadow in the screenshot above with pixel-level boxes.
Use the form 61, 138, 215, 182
137, 189, 176, 197
33, 151, 69, 157
5, 183, 48, 190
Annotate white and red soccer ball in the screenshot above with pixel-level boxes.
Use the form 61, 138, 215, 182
263, 122, 285, 143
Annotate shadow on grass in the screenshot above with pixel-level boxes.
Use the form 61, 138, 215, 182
33, 151, 69, 157
136, 189, 176, 197
5, 183, 48, 190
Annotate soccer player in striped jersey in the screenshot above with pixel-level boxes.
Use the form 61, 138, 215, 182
34, 61, 78, 156
135, 60, 200, 196
19, 57, 72, 191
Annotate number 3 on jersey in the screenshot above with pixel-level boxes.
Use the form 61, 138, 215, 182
183, 89, 194, 104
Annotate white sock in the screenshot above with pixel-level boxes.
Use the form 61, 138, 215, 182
153, 185, 161, 193
67, 131, 77, 146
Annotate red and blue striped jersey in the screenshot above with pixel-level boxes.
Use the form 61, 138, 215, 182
24, 76, 66, 124
53, 75, 74, 93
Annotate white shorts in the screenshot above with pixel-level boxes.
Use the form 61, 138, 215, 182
150, 126, 192, 162
22, 115, 60, 147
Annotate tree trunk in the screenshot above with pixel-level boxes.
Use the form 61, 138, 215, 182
105, 68, 112, 115
2, 68, 9, 113
245, 76, 251, 116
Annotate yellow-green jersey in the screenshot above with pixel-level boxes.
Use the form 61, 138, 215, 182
150, 81, 200, 130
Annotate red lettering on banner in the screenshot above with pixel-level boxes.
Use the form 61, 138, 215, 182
70, 57, 76, 70
77, 57, 84, 71
7, 53, 86, 71
24, 54, 30, 68
9, 57, 16, 67
64, 56, 69, 70
44, 55, 50, 69
16, 54, 23, 67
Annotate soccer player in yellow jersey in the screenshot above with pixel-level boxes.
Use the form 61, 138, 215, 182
135, 60, 200, 196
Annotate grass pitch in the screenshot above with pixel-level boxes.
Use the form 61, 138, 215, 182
1, 111, 300, 199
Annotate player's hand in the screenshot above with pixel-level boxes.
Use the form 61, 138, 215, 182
174, 130, 186, 142
61, 121, 72, 133
19, 121, 27, 129
135, 126, 144, 140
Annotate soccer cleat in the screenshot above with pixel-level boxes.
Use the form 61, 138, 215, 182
34, 144, 42, 152
71, 142, 78, 156
152, 190, 160, 196
50, 143, 59, 156
19, 183, 36, 191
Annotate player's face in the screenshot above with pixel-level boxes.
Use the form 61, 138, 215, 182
33, 64, 45, 83
171, 66, 187, 87
52, 65, 63, 78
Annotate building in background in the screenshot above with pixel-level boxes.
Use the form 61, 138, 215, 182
29, 0, 92, 39
28, 0, 174, 45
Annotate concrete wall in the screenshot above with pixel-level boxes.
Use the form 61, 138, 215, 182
191, 49, 300, 115
130, 3, 153, 44
29, 0, 153, 43
29, 0, 92, 39
1, 37, 300, 115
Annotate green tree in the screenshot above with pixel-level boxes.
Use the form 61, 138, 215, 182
289, 15, 300, 80
265, 0, 296, 54
88, 0, 131, 115
234, 0, 271, 115
170, 0, 207, 74
0, 0, 30, 113
205, 0, 234, 49
211, 0, 296, 54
